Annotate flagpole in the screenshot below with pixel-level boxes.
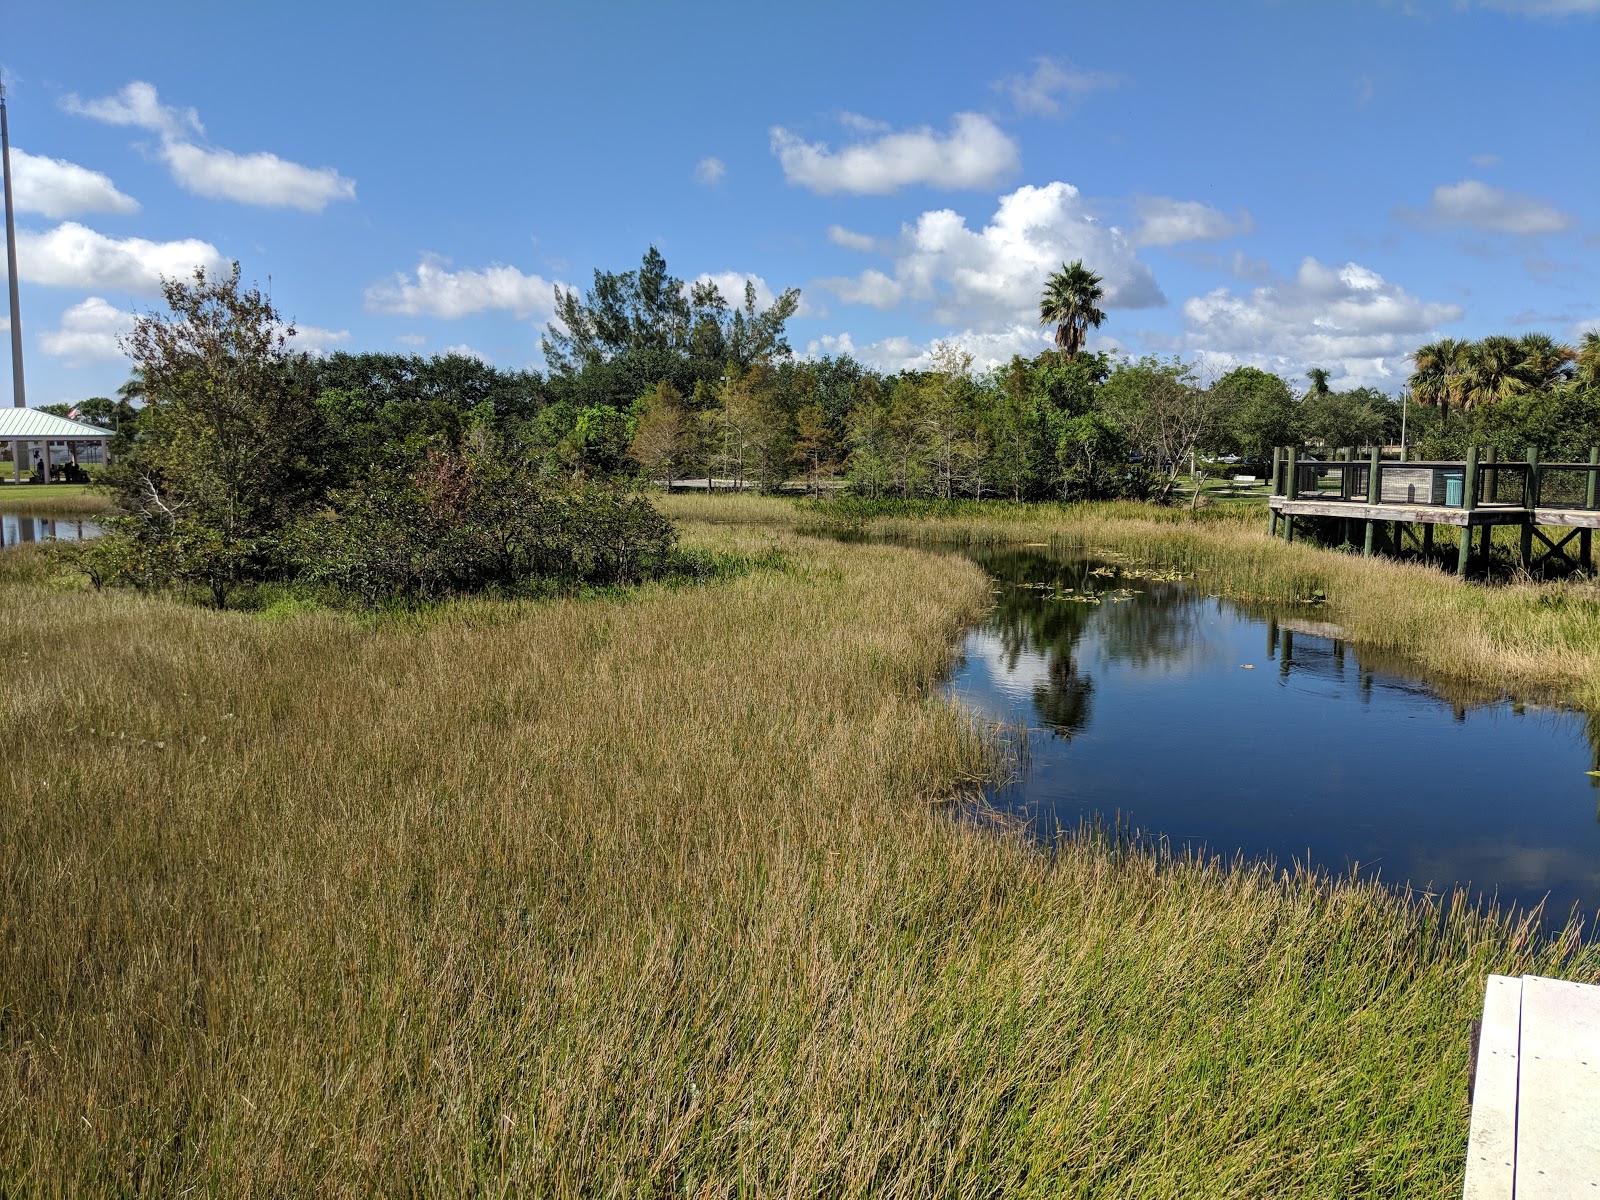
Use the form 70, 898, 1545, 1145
2, 74, 25, 411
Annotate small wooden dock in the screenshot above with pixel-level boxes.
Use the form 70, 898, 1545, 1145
1265, 446, 1600, 577
1463, 974, 1600, 1198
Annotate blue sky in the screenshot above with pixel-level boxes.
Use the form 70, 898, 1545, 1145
5, 0, 1597, 405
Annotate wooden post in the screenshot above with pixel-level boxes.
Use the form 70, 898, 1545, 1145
1269, 446, 1281, 494
1520, 447, 1539, 569
1583, 447, 1598, 571
1457, 447, 1478, 578
1484, 445, 1498, 505
1423, 522, 1434, 558
1363, 446, 1380, 556
1282, 446, 1298, 543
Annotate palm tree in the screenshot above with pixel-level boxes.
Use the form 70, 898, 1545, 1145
1304, 367, 1332, 398
1515, 332, 1576, 391
1039, 260, 1106, 359
1577, 331, 1600, 389
1462, 335, 1523, 409
1407, 337, 1470, 428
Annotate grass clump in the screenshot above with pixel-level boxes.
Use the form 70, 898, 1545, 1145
2, 518, 1595, 1196
0, 482, 114, 517
663, 492, 1600, 710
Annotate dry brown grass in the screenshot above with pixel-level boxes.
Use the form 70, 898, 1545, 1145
2, 520, 1593, 1196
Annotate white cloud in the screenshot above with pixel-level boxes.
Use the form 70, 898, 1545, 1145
806, 324, 1055, 373
837, 111, 891, 134
61, 80, 202, 139
819, 181, 1163, 329
11, 149, 139, 219
440, 343, 489, 362
287, 324, 351, 355
1403, 179, 1577, 235
64, 80, 354, 211
159, 142, 355, 212
1469, 152, 1502, 168
16, 221, 227, 292
770, 112, 1019, 195
991, 56, 1121, 116
395, 333, 427, 346
815, 269, 902, 310
365, 253, 559, 319
38, 296, 135, 364
1130, 197, 1253, 247
1475, 0, 1600, 15
689, 272, 818, 317
827, 224, 879, 253
693, 156, 726, 186
1179, 257, 1464, 390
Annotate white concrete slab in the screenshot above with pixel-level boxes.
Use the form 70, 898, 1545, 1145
1463, 974, 1522, 1200
1514, 975, 1600, 1198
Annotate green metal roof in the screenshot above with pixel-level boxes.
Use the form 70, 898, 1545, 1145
0, 408, 116, 440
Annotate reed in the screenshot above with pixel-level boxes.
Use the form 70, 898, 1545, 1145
0, 483, 114, 517
2, 521, 1593, 1196
658, 493, 1600, 711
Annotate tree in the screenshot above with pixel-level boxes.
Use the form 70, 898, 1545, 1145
1100, 357, 1221, 500
108, 263, 326, 606
1408, 338, 1470, 427
1038, 260, 1106, 359
1461, 335, 1524, 409
629, 381, 693, 488
1304, 367, 1332, 399
791, 402, 835, 496
1577, 332, 1600, 389
1212, 366, 1295, 464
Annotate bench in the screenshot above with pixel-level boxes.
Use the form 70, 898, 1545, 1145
1463, 974, 1600, 1197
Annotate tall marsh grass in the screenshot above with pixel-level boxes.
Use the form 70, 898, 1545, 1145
0, 483, 113, 517
2, 521, 1593, 1196
659, 492, 1600, 710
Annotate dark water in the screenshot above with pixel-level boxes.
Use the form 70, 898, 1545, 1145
948, 545, 1600, 921
0, 514, 103, 545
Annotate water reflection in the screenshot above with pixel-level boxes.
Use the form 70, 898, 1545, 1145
0, 514, 102, 545
950, 544, 1600, 922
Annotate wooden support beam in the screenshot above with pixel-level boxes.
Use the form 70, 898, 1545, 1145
1458, 447, 1479, 577
1423, 522, 1434, 558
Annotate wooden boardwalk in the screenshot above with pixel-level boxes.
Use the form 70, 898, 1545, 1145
1264, 447, 1600, 576
1464, 974, 1600, 1198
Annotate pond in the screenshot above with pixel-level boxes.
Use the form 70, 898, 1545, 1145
0, 514, 103, 545
948, 544, 1600, 922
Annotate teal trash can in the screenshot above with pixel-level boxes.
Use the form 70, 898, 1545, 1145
1442, 470, 1464, 507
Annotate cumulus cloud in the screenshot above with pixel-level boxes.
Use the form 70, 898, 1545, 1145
817, 181, 1163, 328
693, 156, 726, 186
689, 272, 818, 317
1401, 179, 1577, 235
38, 296, 135, 364
440, 343, 489, 362
814, 269, 902, 310
17, 222, 226, 292
63, 80, 355, 211
1130, 197, 1253, 247
365, 254, 559, 320
827, 224, 879, 253
61, 80, 202, 139
394, 333, 427, 346
11, 149, 139, 219
991, 56, 1122, 116
1179, 257, 1464, 389
287, 324, 351, 355
770, 112, 1019, 195
160, 142, 355, 212
806, 325, 1057, 373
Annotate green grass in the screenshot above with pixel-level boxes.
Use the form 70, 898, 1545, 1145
0, 482, 113, 517
2, 520, 1595, 1196
663, 492, 1600, 711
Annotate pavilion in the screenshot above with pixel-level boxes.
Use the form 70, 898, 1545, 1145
0, 408, 117, 484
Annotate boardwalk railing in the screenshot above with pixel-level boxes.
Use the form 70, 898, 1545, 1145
1271, 447, 1600, 513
